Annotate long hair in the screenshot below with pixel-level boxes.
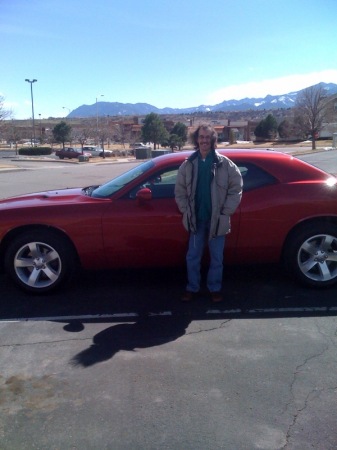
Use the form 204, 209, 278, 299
191, 124, 218, 151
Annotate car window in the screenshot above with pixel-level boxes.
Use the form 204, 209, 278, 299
237, 162, 277, 191
128, 167, 179, 199
92, 160, 155, 198
120, 162, 275, 199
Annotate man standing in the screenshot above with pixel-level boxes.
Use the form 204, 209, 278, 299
174, 124, 243, 302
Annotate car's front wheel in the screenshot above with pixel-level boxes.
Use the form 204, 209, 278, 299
284, 223, 337, 288
5, 230, 76, 293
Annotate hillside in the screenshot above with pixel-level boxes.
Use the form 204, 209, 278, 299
68, 82, 337, 118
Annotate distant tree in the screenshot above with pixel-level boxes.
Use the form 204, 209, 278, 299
113, 123, 132, 148
141, 113, 168, 149
229, 129, 236, 145
0, 96, 12, 131
254, 114, 278, 139
278, 119, 293, 139
52, 121, 72, 149
98, 122, 111, 156
72, 119, 95, 149
170, 122, 188, 149
294, 84, 327, 150
278, 117, 307, 140
292, 115, 308, 140
4, 121, 23, 154
168, 133, 181, 150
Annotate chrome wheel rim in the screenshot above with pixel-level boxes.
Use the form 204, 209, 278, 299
14, 241, 62, 289
297, 234, 337, 282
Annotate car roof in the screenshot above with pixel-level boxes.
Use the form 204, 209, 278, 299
152, 149, 331, 183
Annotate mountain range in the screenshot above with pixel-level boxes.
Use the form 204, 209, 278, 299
68, 82, 337, 118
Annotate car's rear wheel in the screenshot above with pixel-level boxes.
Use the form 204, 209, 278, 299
5, 230, 76, 293
58, 156, 64, 159
284, 223, 337, 288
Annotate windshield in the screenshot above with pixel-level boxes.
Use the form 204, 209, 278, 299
91, 160, 155, 198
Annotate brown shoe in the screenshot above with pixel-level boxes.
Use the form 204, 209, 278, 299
210, 291, 223, 303
181, 291, 198, 302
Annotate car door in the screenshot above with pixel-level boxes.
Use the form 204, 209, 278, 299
101, 166, 241, 269
231, 161, 282, 264
101, 167, 188, 268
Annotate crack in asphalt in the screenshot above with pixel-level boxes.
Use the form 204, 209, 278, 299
282, 319, 335, 449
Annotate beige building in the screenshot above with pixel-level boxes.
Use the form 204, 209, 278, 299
320, 93, 337, 138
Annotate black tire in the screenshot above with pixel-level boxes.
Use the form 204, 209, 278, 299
284, 222, 337, 288
5, 230, 76, 294
59, 156, 64, 159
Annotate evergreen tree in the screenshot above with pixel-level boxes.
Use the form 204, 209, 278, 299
254, 114, 278, 139
168, 133, 181, 150
52, 121, 72, 149
170, 122, 188, 149
141, 113, 168, 149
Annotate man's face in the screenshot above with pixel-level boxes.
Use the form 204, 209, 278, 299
197, 128, 212, 157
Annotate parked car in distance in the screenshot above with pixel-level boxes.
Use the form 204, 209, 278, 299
83, 146, 114, 157
129, 142, 151, 149
55, 147, 92, 159
1, 149, 337, 294
23, 139, 40, 146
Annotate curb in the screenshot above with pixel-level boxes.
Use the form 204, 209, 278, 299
0, 156, 137, 171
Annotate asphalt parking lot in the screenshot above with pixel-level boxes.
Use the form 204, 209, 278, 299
1, 261, 337, 449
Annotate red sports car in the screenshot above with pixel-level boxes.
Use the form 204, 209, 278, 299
1, 150, 337, 293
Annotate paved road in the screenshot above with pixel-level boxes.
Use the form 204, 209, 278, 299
1, 148, 337, 449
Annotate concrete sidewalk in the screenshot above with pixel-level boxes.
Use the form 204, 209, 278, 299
0, 156, 136, 171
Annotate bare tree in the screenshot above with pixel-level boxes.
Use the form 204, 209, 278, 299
0, 96, 12, 132
3, 121, 23, 154
295, 84, 327, 150
72, 119, 95, 149
97, 117, 113, 157
112, 123, 132, 149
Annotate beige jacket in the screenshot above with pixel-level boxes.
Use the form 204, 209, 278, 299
174, 150, 243, 238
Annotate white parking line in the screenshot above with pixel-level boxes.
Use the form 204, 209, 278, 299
0, 306, 336, 323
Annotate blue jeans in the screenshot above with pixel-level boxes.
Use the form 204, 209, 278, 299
186, 221, 225, 293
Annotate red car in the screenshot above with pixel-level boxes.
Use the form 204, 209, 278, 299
1, 150, 337, 293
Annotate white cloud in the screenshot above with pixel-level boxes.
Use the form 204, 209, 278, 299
206, 70, 337, 104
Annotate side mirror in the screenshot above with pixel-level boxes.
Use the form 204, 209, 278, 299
136, 187, 152, 201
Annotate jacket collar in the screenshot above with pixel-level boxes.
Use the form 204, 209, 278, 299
187, 149, 222, 165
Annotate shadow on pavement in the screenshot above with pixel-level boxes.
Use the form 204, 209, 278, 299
1, 264, 337, 368
69, 314, 192, 367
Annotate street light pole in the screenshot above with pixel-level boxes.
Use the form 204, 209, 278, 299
39, 113, 42, 141
96, 94, 104, 146
25, 79, 37, 146
62, 106, 71, 119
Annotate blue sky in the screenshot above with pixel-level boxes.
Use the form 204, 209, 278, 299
1, 0, 337, 119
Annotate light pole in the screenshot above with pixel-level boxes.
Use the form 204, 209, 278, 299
25, 79, 37, 146
96, 94, 104, 146
39, 113, 42, 141
62, 106, 70, 119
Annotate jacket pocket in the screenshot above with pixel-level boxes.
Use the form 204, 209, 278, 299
217, 214, 231, 235
182, 211, 190, 232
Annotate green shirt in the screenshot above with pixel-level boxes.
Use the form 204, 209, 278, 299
195, 151, 214, 223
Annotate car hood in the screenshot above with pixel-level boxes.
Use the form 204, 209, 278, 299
0, 188, 90, 209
